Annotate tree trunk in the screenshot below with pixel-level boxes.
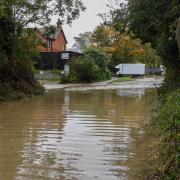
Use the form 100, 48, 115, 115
176, 17, 180, 52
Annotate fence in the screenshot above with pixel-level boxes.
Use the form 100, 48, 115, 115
34, 71, 62, 80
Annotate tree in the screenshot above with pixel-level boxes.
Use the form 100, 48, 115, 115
139, 43, 161, 67
176, 18, 180, 51
0, 0, 86, 26
91, 24, 118, 47
128, 0, 180, 86
73, 31, 93, 51
84, 47, 109, 69
98, 1, 129, 33
105, 0, 180, 85
112, 33, 144, 65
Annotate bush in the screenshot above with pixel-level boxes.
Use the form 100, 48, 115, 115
0, 16, 44, 102
61, 47, 111, 83
62, 55, 111, 83
0, 54, 44, 101
84, 47, 109, 69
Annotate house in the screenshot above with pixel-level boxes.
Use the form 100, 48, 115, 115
33, 22, 83, 71
34, 23, 67, 52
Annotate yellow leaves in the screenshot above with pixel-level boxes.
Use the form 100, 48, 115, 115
91, 25, 146, 63
113, 33, 145, 62
90, 24, 160, 66
91, 25, 119, 47
103, 46, 116, 54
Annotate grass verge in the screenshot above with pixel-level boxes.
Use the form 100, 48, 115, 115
144, 89, 180, 180
109, 77, 133, 84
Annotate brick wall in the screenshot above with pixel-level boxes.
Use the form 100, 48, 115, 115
36, 29, 67, 52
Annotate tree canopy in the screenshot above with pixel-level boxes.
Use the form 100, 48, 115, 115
0, 0, 86, 26
103, 0, 180, 85
73, 31, 93, 51
128, 0, 180, 85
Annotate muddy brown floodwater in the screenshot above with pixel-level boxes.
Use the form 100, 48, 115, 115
0, 88, 158, 180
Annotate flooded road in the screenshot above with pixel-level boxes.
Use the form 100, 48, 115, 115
0, 88, 157, 180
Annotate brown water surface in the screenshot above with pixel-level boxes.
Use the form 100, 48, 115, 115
0, 88, 157, 180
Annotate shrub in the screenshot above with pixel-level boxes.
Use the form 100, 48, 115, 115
0, 16, 44, 101
84, 47, 109, 69
69, 57, 99, 82
61, 47, 111, 83
63, 55, 111, 83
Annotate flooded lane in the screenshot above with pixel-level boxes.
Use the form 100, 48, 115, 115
0, 88, 157, 180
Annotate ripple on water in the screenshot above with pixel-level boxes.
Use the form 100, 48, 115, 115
0, 89, 157, 180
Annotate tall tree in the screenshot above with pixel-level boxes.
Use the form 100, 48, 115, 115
91, 24, 119, 49
128, 0, 180, 86
73, 31, 92, 51
112, 32, 144, 65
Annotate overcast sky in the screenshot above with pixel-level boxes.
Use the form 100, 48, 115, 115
62, 0, 111, 48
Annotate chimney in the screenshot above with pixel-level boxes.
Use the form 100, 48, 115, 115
57, 19, 62, 28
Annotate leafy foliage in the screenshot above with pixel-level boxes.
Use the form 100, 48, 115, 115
63, 48, 111, 83
68, 57, 100, 83
100, 0, 180, 85
91, 25, 118, 47
74, 20, 160, 68
128, 0, 180, 86
84, 48, 109, 69
112, 32, 144, 65
0, 0, 86, 26
73, 31, 93, 51
138, 43, 161, 67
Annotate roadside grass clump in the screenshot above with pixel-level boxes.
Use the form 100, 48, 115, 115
145, 90, 180, 180
109, 77, 133, 84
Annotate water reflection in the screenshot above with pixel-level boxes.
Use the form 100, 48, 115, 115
116, 89, 145, 98
0, 88, 157, 180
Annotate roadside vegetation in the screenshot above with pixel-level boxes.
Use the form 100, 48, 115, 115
146, 90, 180, 180
109, 77, 133, 84
62, 48, 111, 83
73, 23, 161, 69
0, 0, 85, 101
125, 1, 180, 178
0, 0, 179, 178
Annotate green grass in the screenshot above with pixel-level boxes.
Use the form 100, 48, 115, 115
109, 77, 133, 84
144, 90, 180, 180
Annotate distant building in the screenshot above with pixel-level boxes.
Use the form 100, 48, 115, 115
32, 23, 83, 71
34, 24, 67, 52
